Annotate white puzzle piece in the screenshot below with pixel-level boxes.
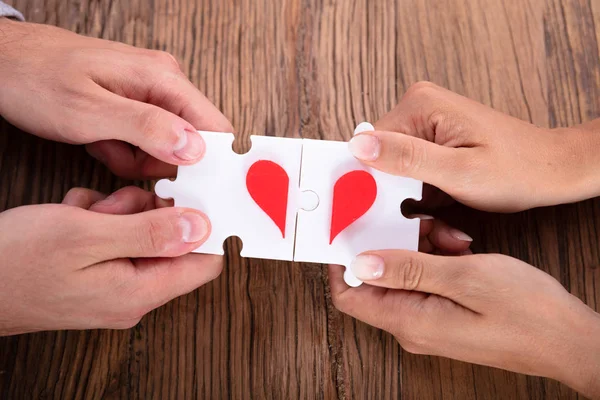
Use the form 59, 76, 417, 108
155, 132, 304, 260
155, 123, 423, 287
295, 123, 423, 286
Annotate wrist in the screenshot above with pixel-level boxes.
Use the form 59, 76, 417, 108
553, 305, 600, 398
546, 126, 600, 205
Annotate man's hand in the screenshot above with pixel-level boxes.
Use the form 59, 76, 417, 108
348, 82, 600, 212
329, 251, 600, 398
0, 18, 233, 179
0, 186, 222, 335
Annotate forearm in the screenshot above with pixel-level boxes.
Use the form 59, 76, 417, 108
0, 1, 24, 21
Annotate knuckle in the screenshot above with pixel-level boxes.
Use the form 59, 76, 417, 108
445, 259, 482, 297
397, 335, 428, 355
152, 50, 181, 70
393, 318, 432, 355
391, 137, 425, 175
404, 81, 439, 100
330, 292, 345, 312
136, 218, 170, 254
137, 107, 167, 142
110, 317, 142, 330
400, 256, 425, 290
63, 187, 87, 202
331, 291, 358, 316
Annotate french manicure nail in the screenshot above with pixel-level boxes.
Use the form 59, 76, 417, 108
173, 129, 205, 161
179, 212, 209, 243
449, 228, 473, 242
351, 254, 385, 280
348, 134, 380, 161
409, 214, 434, 220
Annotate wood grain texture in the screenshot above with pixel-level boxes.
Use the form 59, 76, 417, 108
1, 0, 599, 398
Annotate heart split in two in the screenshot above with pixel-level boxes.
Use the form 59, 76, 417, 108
246, 160, 377, 241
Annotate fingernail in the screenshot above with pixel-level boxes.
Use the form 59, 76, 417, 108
348, 134, 380, 161
173, 129, 205, 161
409, 214, 434, 220
449, 228, 473, 242
87, 147, 108, 164
179, 212, 209, 243
351, 254, 385, 280
96, 194, 117, 206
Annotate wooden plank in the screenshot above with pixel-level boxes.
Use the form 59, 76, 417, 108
0, 0, 598, 398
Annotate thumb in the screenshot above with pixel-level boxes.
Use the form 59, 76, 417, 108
348, 250, 485, 310
348, 130, 467, 189
88, 207, 211, 260
94, 90, 207, 166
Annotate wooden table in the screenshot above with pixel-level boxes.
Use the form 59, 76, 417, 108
1, 0, 599, 398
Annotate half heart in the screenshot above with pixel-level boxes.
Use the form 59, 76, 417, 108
246, 160, 290, 238
330, 170, 377, 244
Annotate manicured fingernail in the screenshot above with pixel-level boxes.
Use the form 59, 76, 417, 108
179, 212, 209, 243
351, 254, 385, 280
348, 134, 380, 161
96, 195, 117, 206
87, 147, 108, 164
173, 129, 205, 161
450, 228, 473, 242
409, 214, 434, 220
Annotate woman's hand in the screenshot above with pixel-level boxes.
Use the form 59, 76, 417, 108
348, 82, 600, 212
0, 186, 222, 335
329, 251, 600, 398
0, 18, 232, 179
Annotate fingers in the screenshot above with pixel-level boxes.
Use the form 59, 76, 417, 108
91, 49, 233, 133
89, 186, 161, 214
348, 250, 485, 309
328, 263, 479, 354
82, 254, 223, 328
85, 50, 233, 178
417, 217, 472, 254
130, 253, 223, 307
62, 188, 107, 209
350, 82, 486, 188
85, 207, 211, 260
63, 186, 172, 215
141, 69, 234, 133
348, 130, 468, 188
372, 81, 482, 145
86, 140, 177, 179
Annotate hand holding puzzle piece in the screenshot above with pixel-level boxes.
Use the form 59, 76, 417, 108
155, 123, 423, 287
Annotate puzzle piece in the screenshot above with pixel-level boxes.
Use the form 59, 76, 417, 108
155, 123, 423, 287
155, 133, 304, 261
294, 124, 423, 287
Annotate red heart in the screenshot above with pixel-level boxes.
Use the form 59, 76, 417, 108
246, 160, 290, 238
330, 170, 377, 244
